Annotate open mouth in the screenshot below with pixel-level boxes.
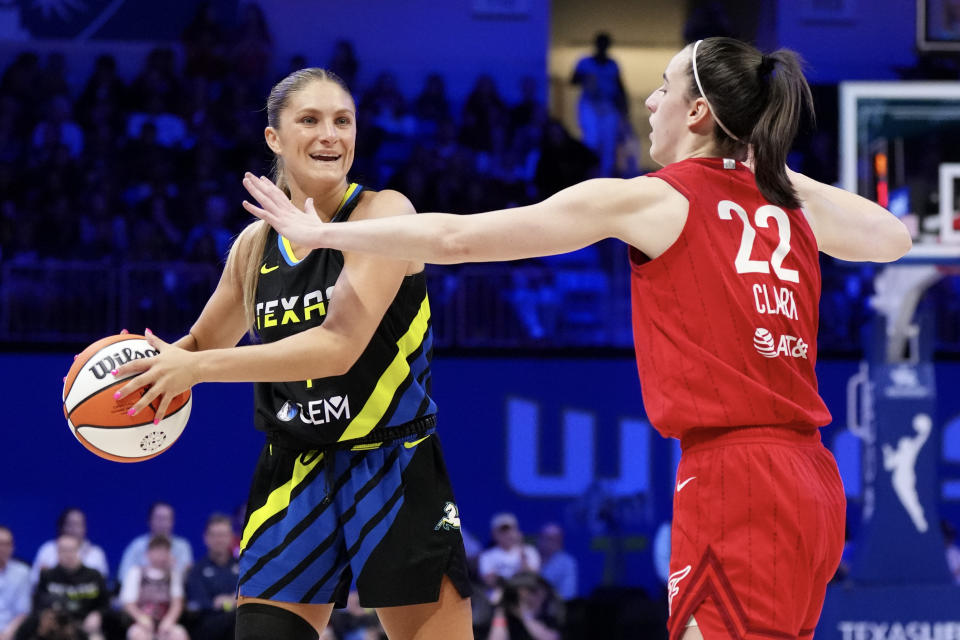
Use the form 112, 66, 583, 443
309, 152, 341, 162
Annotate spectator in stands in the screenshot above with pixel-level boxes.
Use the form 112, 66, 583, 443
128, 47, 181, 115
181, 1, 227, 79
126, 94, 188, 150
120, 536, 189, 640
183, 193, 234, 263
459, 74, 508, 153
0, 53, 41, 122
230, 2, 273, 88
533, 119, 597, 199
478, 514, 540, 600
509, 76, 545, 139
117, 503, 193, 583
183, 514, 237, 640
536, 523, 577, 601
0, 526, 29, 640
413, 73, 451, 133
21, 534, 111, 640
76, 55, 127, 132
37, 53, 69, 102
30, 95, 83, 158
327, 39, 358, 89
570, 32, 628, 177
30, 509, 108, 586
487, 571, 562, 640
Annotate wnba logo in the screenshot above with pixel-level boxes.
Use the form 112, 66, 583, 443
87, 348, 159, 379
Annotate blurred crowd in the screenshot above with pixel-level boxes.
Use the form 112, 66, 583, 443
0, 2, 608, 270
0, 1, 957, 354
0, 505, 603, 640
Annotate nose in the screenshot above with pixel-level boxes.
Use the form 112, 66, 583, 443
645, 92, 657, 113
319, 120, 338, 143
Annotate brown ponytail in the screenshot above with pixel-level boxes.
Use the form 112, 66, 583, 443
686, 37, 814, 209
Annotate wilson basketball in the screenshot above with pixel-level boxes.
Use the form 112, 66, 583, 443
62, 334, 191, 462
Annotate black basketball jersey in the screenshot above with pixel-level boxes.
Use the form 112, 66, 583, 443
252, 183, 437, 446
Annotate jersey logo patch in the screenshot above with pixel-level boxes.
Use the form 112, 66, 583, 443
668, 565, 692, 616
753, 327, 809, 359
434, 502, 461, 531
260, 264, 279, 274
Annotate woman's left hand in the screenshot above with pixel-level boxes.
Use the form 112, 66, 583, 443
114, 329, 199, 423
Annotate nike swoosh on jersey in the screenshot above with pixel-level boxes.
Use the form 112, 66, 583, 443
260, 264, 279, 274
676, 476, 697, 492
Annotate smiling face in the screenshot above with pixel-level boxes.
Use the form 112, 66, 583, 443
265, 79, 356, 197
645, 47, 698, 167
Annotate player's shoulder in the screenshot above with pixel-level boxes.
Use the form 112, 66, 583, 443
354, 188, 416, 221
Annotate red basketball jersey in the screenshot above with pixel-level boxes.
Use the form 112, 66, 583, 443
630, 158, 831, 439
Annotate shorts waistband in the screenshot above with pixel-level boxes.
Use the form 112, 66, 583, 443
680, 425, 821, 453
267, 414, 437, 452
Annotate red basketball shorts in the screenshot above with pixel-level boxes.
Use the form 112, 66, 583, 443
667, 426, 846, 640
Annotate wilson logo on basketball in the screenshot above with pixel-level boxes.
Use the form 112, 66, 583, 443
753, 328, 809, 359
87, 347, 160, 380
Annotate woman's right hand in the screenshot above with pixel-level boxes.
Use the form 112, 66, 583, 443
242, 173, 326, 248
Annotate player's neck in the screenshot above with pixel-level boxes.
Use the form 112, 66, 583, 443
678, 136, 724, 164
289, 181, 350, 223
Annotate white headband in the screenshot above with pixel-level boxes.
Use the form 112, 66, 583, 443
691, 39, 741, 142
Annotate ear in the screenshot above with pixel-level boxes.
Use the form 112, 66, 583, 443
264, 126, 282, 155
687, 97, 713, 134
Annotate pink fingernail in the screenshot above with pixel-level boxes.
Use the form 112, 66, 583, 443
63, 376, 67, 382
127, 408, 136, 416
121, 328, 129, 334
153, 418, 159, 425
73, 354, 78, 360
145, 328, 152, 335
113, 391, 121, 399
111, 369, 118, 376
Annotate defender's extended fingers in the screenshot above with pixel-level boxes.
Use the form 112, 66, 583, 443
242, 199, 272, 222
242, 174, 281, 210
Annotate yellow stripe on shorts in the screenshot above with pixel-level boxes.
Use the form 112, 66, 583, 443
240, 452, 323, 550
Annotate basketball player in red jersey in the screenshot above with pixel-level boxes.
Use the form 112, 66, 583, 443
240, 37, 911, 638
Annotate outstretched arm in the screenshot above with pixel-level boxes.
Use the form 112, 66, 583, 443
242, 172, 687, 264
115, 190, 417, 421
790, 170, 912, 263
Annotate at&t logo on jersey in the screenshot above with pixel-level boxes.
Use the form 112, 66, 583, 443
753, 327, 809, 359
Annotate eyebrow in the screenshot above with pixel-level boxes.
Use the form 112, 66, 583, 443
296, 107, 354, 114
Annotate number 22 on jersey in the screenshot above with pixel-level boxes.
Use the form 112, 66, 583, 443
717, 199, 800, 283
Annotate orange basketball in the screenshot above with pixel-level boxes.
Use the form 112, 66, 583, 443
62, 334, 191, 462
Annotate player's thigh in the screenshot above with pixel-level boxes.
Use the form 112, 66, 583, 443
375, 576, 472, 640
237, 595, 335, 634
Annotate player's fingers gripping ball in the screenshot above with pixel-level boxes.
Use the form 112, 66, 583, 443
62, 334, 191, 462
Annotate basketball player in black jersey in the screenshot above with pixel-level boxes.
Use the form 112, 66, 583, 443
114, 69, 472, 640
